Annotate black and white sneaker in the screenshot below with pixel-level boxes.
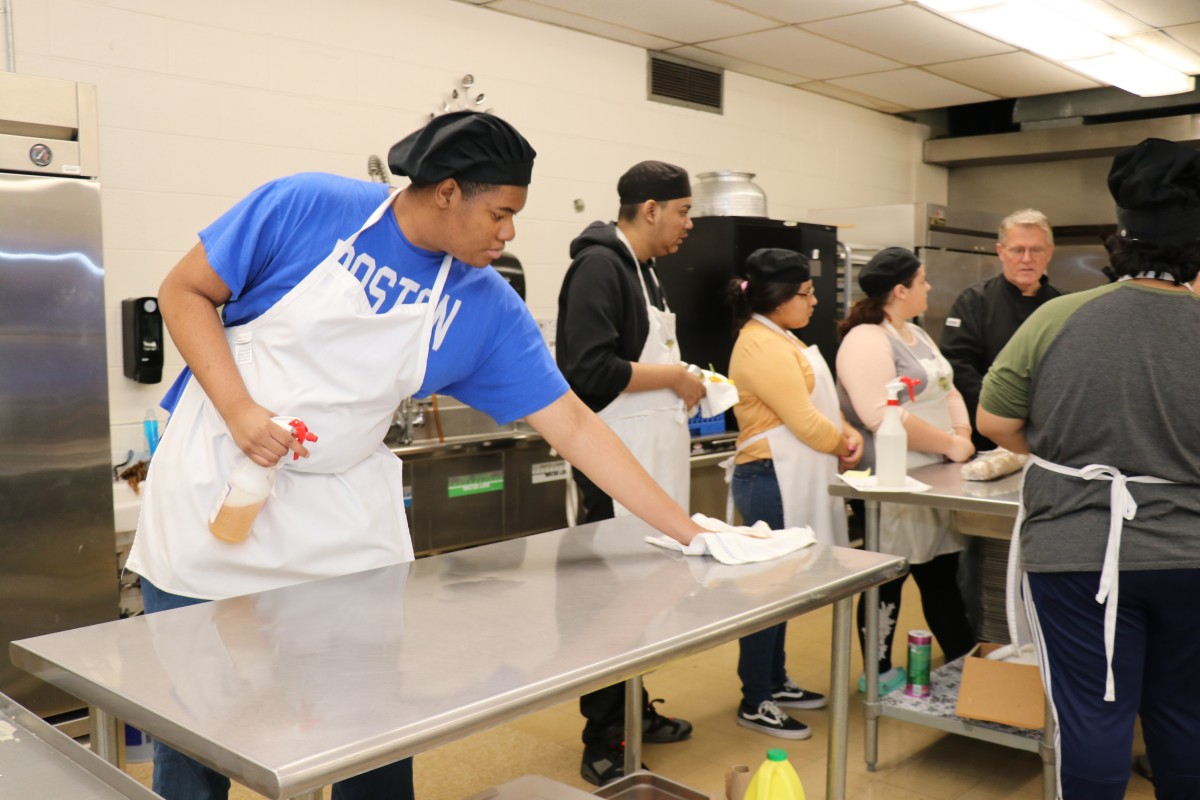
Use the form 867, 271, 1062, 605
736, 700, 812, 740
771, 679, 827, 710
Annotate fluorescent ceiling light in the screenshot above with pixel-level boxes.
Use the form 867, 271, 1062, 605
1120, 31, 1200, 75
956, 0, 1112, 61
1037, 0, 1149, 38
1068, 43, 1197, 97
914, 0, 1198, 97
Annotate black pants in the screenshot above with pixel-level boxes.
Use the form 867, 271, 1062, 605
572, 469, 651, 749
856, 551, 975, 671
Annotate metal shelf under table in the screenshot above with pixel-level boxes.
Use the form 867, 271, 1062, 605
829, 462, 1056, 800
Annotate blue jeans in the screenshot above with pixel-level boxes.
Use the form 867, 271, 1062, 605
730, 461, 789, 707
141, 579, 415, 800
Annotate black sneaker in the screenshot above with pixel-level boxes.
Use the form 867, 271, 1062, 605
642, 698, 693, 743
771, 679, 827, 710
736, 700, 812, 740
580, 745, 645, 787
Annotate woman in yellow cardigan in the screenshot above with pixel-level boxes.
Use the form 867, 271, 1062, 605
726, 248, 862, 739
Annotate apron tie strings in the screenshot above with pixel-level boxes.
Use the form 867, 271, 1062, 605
1026, 456, 1174, 703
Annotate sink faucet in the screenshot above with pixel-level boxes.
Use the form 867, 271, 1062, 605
394, 397, 430, 445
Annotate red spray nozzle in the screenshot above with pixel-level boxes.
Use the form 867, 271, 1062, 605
287, 418, 318, 460
898, 376, 921, 403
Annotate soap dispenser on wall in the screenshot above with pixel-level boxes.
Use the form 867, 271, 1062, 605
122, 297, 164, 384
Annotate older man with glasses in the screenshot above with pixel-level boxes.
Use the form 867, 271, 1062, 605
940, 208, 1063, 453
939, 208, 1063, 641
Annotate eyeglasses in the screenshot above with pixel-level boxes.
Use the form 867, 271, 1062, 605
1002, 246, 1048, 259
795, 288, 815, 298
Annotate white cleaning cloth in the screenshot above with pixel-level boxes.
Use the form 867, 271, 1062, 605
645, 513, 815, 565
687, 365, 739, 419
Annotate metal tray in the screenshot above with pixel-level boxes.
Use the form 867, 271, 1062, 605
592, 771, 707, 800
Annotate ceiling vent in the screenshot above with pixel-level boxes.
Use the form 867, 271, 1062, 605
648, 52, 723, 114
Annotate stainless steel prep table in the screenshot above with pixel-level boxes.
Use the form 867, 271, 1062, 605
0, 690, 162, 799
12, 518, 905, 800
828, 462, 1055, 800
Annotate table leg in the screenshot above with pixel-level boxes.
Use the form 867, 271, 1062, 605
89, 706, 124, 767
825, 596, 852, 800
1040, 697, 1056, 800
289, 792, 324, 800
623, 674, 643, 775
863, 499, 881, 772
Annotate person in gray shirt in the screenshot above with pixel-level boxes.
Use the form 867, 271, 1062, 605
979, 137, 1200, 800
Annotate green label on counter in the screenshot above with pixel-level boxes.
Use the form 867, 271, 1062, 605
447, 471, 504, 497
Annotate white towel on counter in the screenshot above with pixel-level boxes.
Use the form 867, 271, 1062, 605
645, 513, 816, 565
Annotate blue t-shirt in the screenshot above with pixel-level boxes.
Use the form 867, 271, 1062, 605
162, 173, 567, 424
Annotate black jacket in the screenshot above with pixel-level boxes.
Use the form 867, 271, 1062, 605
940, 273, 1063, 450
556, 221, 666, 413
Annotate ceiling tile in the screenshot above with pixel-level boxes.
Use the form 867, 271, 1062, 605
925, 52, 1102, 97
1165, 22, 1200, 52
489, 0, 681, 50
795, 80, 912, 113
668, 45, 811, 84
702, 26, 902, 80
802, 5, 1015, 65
828, 68, 998, 109
1103, 0, 1200, 29
519, 0, 776, 43
719, 0, 902, 25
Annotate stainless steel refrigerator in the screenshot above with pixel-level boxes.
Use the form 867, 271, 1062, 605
0, 72, 117, 721
808, 202, 1111, 345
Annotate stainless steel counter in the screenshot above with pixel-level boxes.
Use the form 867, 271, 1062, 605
0, 691, 161, 799
826, 461, 1023, 516
13, 519, 904, 800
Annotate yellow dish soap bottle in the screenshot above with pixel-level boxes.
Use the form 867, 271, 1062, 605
743, 748, 805, 800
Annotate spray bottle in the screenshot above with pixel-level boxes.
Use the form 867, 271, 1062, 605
875, 377, 919, 488
207, 417, 318, 544
743, 748, 805, 800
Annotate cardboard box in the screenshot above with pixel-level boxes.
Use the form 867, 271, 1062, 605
955, 643, 1046, 730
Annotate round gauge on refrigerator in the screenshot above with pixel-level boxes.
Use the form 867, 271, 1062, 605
29, 144, 53, 167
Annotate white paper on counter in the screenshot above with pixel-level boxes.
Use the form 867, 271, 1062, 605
837, 473, 931, 493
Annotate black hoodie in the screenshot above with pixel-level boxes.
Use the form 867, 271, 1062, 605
556, 221, 667, 413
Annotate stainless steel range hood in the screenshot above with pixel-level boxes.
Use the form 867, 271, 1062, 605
925, 114, 1200, 167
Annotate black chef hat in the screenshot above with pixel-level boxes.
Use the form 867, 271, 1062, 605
859, 247, 921, 296
745, 248, 810, 284
617, 161, 691, 205
1108, 138, 1200, 245
388, 111, 536, 187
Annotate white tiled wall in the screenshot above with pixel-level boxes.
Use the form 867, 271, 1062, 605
7, 0, 947, 459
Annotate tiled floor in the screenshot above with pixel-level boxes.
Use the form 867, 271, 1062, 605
123, 578, 1154, 800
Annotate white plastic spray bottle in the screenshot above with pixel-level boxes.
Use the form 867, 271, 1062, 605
207, 417, 318, 544
875, 378, 917, 488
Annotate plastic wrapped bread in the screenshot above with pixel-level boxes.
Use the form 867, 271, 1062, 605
961, 449, 1027, 481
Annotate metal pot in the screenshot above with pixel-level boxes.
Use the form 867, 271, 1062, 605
690, 171, 767, 218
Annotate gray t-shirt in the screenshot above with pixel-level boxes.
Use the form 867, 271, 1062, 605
981, 282, 1200, 573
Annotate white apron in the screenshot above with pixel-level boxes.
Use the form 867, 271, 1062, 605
128, 190, 452, 600
728, 315, 848, 546
597, 231, 690, 516
878, 321, 963, 564
1006, 456, 1177, 702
